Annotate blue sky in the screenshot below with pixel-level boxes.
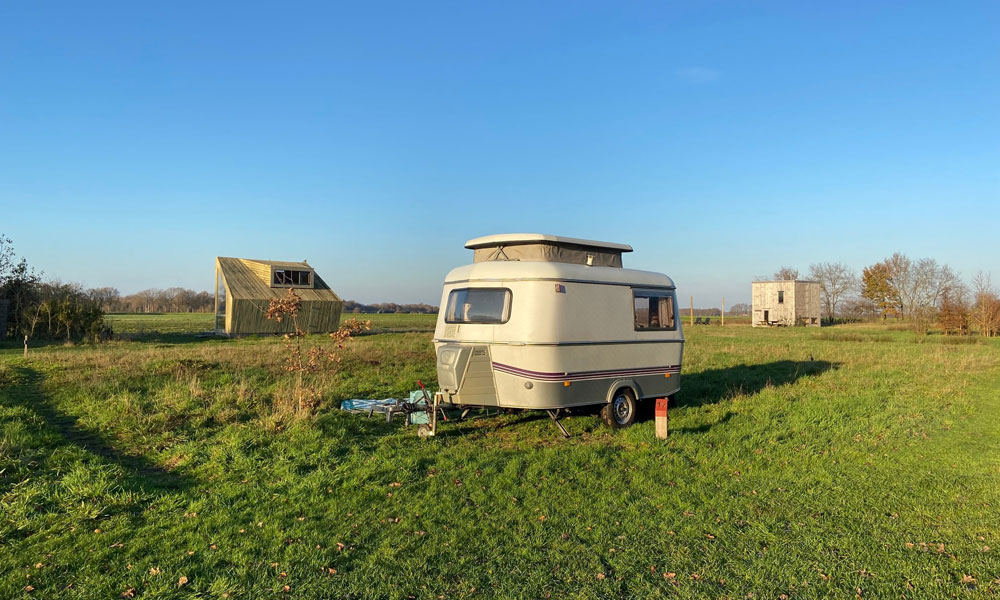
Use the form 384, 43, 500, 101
2, 1, 997, 305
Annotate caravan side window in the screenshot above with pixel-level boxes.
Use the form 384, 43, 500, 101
633, 290, 676, 330
445, 288, 512, 324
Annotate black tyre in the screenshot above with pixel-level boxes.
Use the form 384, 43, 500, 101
601, 388, 637, 429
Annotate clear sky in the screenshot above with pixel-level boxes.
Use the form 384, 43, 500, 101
2, 1, 998, 306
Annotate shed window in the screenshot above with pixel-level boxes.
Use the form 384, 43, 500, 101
633, 290, 676, 330
445, 288, 511, 324
273, 270, 311, 286
778, 291, 784, 304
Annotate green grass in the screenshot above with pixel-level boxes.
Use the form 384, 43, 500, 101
1, 324, 999, 598
106, 312, 437, 336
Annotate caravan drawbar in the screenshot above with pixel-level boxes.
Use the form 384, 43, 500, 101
433, 234, 684, 430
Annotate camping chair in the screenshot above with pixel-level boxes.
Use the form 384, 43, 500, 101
694, 317, 703, 325
704, 317, 711, 325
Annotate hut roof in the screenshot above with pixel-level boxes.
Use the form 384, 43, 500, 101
216, 257, 341, 302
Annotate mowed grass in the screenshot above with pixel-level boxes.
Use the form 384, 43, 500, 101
1, 322, 999, 598
105, 312, 437, 335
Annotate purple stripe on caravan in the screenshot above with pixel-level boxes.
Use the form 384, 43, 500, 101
491, 362, 680, 382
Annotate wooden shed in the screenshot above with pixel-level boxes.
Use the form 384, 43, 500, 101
751, 280, 821, 327
214, 257, 343, 335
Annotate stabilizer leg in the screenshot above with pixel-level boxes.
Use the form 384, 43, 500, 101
546, 409, 571, 439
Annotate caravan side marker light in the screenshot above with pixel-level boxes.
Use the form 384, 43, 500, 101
563, 381, 571, 387
664, 373, 671, 378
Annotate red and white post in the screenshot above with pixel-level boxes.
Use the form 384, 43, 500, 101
655, 397, 669, 439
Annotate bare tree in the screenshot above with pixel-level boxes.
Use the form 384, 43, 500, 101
808, 262, 857, 320
892, 256, 961, 319
87, 287, 120, 312
728, 303, 751, 316
773, 266, 799, 280
972, 272, 1000, 337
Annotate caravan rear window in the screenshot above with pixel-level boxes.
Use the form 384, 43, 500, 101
445, 288, 511, 324
633, 290, 676, 330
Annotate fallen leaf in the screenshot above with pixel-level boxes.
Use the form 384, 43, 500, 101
178, 576, 189, 587
705, 534, 716, 539
961, 575, 976, 584
149, 567, 161, 575
25, 586, 35, 593
327, 568, 337, 574
121, 589, 135, 598
280, 572, 287, 578
389, 482, 402, 487
596, 573, 605, 580
664, 572, 676, 579
283, 585, 290, 592
336, 543, 345, 551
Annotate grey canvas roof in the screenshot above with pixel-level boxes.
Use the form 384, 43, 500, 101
465, 233, 633, 252
465, 233, 632, 268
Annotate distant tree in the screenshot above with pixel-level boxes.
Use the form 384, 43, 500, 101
938, 289, 970, 335
972, 272, 1000, 337
0, 233, 15, 279
840, 296, 877, 321
88, 287, 120, 311
809, 262, 857, 320
773, 267, 799, 280
861, 262, 898, 320
0, 235, 43, 337
728, 303, 751, 316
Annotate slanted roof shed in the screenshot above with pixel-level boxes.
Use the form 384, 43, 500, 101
214, 257, 343, 335
465, 233, 633, 268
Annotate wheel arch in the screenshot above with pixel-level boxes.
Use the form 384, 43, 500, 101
604, 379, 641, 404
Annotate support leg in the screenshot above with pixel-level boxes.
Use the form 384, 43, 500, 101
546, 409, 571, 439
430, 393, 440, 436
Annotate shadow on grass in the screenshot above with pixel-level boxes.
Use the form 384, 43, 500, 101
329, 360, 839, 441
114, 332, 219, 345
674, 360, 838, 409
1, 365, 194, 494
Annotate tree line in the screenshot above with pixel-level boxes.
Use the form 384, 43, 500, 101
342, 300, 438, 314
761, 257, 1000, 336
91, 287, 215, 313
1, 235, 106, 341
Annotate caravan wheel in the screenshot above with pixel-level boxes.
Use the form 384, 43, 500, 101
601, 388, 637, 429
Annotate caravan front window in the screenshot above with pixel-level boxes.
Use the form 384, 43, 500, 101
633, 290, 676, 330
445, 288, 511, 324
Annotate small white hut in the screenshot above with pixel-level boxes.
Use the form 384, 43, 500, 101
751, 280, 821, 327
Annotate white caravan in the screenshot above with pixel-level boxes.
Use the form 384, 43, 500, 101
433, 234, 684, 431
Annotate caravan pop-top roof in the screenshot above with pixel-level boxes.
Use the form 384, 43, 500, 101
465, 233, 633, 268
445, 260, 675, 289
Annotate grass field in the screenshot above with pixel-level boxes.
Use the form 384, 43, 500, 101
105, 313, 438, 336
2, 318, 999, 598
